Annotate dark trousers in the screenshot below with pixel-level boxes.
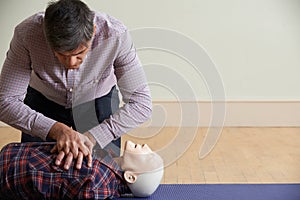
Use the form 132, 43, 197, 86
21, 86, 120, 151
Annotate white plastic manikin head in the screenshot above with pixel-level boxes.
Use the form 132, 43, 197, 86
116, 141, 164, 197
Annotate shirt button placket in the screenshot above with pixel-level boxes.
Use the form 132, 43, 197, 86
66, 70, 75, 108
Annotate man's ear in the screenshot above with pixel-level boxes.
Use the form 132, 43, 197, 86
124, 171, 137, 184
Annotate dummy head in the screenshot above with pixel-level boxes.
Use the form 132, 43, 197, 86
116, 141, 164, 197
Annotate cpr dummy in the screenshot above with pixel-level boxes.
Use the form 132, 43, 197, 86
115, 141, 164, 197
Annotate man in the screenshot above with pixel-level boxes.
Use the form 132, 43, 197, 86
0, 141, 164, 199
0, 0, 152, 169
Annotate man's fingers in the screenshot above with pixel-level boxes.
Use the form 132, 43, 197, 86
85, 140, 93, 152
50, 145, 58, 153
64, 152, 74, 170
87, 153, 93, 168
76, 152, 83, 169
71, 142, 79, 159
84, 138, 94, 155
79, 144, 90, 157
50, 130, 96, 170
65, 146, 70, 155
86, 141, 93, 168
56, 141, 71, 156
55, 151, 65, 166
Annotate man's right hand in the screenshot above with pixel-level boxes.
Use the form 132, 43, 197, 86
47, 122, 94, 170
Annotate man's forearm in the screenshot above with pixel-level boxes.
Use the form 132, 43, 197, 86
89, 84, 152, 148
0, 97, 56, 140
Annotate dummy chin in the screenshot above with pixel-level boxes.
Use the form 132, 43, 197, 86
124, 168, 164, 197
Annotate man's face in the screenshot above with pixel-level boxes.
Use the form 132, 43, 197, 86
54, 42, 91, 69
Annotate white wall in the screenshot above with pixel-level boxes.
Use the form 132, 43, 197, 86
1, 0, 300, 101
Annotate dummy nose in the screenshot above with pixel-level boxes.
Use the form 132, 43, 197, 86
125, 141, 136, 150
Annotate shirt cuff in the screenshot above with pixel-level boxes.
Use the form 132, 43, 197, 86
89, 121, 115, 148
31, 114, 57, 141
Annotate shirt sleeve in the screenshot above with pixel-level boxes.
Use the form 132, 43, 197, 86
0, 23, 57, 140
89, 30, 152, 148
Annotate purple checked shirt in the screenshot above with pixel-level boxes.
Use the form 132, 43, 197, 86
0, 12, 152, 148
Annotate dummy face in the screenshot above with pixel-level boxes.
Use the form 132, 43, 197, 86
117, 141, 164, 197
54, 42, 91, 69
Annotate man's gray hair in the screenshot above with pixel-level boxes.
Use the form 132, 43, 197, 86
44, 0, 94, 52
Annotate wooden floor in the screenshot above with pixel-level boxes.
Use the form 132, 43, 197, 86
1, 126, 300, 184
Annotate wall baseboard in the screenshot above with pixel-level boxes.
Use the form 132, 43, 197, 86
224, 101, 300, 127
1, 101, 300, 127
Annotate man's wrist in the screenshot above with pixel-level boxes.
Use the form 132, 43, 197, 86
47, 122, 62, 140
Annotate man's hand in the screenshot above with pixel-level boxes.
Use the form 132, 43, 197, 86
47, 122, 95, 170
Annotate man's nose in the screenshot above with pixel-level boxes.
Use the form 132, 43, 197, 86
67, 56, 77, 66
